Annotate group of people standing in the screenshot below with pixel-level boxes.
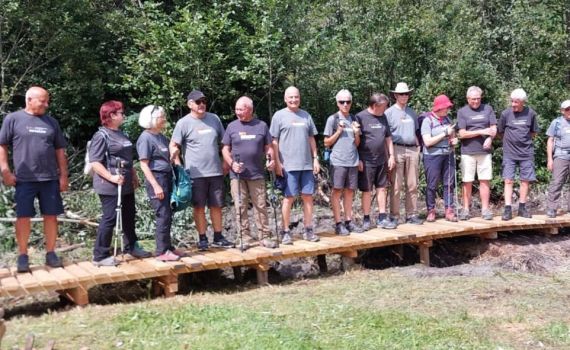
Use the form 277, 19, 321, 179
1, 84, 569, 272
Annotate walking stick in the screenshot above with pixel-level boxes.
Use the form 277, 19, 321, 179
235, 154, 245, 252
113, 160, 125, 258
268, 154, 280, 248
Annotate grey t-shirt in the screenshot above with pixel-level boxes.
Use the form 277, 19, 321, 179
457, 104, 497, 155
222, 118, 272, 180
171, 112, 225, 179
136, 130, 172, 173
385, 104, 419, 145
323, 113, 359, 167
497, 106, 539, 160
0, 110, 67, 182
355, 109, 392, 164
89, 127, 135, 195
546, 116, 570, 160
269, 108, 318, 172
421, 114, 453, 155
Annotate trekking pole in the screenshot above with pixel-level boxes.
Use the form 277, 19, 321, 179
268, 154, 280, 248
113, 160, 125, 258
235, 154, 245, 252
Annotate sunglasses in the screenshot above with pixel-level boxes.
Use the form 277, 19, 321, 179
564, 107, 570, 112
194, 99, 207, 105
396, 93, 410, 96
338, 100, 352, 105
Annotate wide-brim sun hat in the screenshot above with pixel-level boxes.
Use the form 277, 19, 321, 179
390, 82, 414, 94
432, 94, 454, 112
561, 100, 570, 109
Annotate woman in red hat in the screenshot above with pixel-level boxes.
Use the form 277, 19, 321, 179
420, 95, 459, 222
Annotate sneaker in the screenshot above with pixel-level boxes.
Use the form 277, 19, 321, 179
234, 238, 251, 251
45, 251, 63, 268
426, 209, 436, 222
345, 221, 362, 233
93, 256, 120, 267
129, 245, 152, 259
171, 248, 188, 257
212, 235, 235, 248
502, 206, 513, 221
361, 218, 372, 231
518, 205, 532, 219
458, 209, 471, 221
197, 238, 209, 251
406, 215, 424, 225
260, 238, 279, 249
303, 227, 320, 242
335, 223, 350, 236
281, 230, 293, 245
156, 250, 181, 262
378, 218, 397, 229
546, 209, 557, 218
17, 254, 30, 273
445, 208, 458, 222
482, 209, 494, 220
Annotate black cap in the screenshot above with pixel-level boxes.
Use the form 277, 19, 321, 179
187, 90, 206, 101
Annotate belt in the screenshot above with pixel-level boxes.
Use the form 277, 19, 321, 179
394, 143, 417, 147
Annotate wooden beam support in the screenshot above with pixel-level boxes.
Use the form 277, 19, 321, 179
340, 250, 358, 258
317, 255, 328, 274
394, 245, 404, 261
152, 273, 178, 297
537, 227, 559, 236
250, 263, 270, 285
416, 241, 432, 267
480, 232, 498, 240
58, 284, 91, 306
232, 267, 243, 282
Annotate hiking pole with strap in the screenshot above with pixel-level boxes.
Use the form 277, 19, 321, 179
113, 160, 126, 258
235, 154, 245, 252
267, 154, 280, 248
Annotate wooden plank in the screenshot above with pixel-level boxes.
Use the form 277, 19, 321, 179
209, 249, 247, 266
64, 264, 97, 284
179, 256, 205, 272
0, 268, 13, 279
75, 261, 115, 284
47, 267, 79, 289
115, 261, 148, 280
246, 246, 281, 259
29, 267, 61, 290
187, 253, 220, 269
0, 275, 26, 297
12, 268, 45, 294
144, 258, 187, 273
77, 261, 127, 282
124, 260, 163, 278
219, 249, 259, 265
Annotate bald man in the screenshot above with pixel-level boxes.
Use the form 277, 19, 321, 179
222, 96, 276, 249
0, 86, 69, 272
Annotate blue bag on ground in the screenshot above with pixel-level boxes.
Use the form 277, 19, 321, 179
170, 164, 192, 212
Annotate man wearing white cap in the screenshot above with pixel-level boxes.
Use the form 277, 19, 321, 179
545, 100, 570, 218
385, 82, 423, 225
497, 88, 539, 220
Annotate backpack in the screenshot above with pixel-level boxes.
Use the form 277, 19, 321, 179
170, 164, 192, 212
416, 112, 434, 152
83, 128, 111, 176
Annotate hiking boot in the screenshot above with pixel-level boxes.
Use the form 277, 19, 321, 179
458, 209, 471, 221
260, 238, 279, 249
197, 238, 209, 251
518, 204, 531, 218
281, 231, 293, 245
335, 223, 350, 236
212, 235, 235, 248
406, 215, 424, 225
481, 209, 494, 220
426, 209, 436, 222
129, 245, 152, 259
171, 248, 188, 257
345, 221, 362, 233
17, 254, 30, 273
445, 208, 458, 222
156, 250, 181, 262
45, 251, 63, 268
361, 218, 372, 231
378, 218, 397, 229
502, 206, 513, 221
303, 227, 320, 242
546, 209, 557, 218
93, 256, 120, 267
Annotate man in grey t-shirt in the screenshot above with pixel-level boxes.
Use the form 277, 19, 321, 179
270, 86, 320, 244
170, 90, 233, 250
0, 87, 68, 272
545, 100, 570, 217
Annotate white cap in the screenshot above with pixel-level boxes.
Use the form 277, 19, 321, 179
561, 100, 570, 109
510, 88, 527, 101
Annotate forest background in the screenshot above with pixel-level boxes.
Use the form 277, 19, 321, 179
0, 0, 569, 250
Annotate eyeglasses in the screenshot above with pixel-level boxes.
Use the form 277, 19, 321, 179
338, 100, 352, 105
564, 107, 570, 112
396, 93, 410, 96
194, 99, 207, 105
114, 110, 125, 116
468, 97, 481, 101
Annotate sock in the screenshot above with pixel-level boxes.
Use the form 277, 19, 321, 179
213, 231, 223, 240
505, 205, 512, 211
336, 222, 343, 227
344, 220, 351, 226
199, 234, 208, 241
364, 215, 370, 221
378, 213, 387, 221
519, 202, 526, 209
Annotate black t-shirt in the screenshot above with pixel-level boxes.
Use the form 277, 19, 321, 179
497, 106, 539, 160
355, 109, 392, 164
457, 104, 497, 155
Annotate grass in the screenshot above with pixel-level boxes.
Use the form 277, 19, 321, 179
3, 267, 570, 349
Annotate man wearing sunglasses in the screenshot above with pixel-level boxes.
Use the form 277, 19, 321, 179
324, 89, 361, 235
385, 82, 423, 225
170, 90, 233, 250
545, 100, 570, 218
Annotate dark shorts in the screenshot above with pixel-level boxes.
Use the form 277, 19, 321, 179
502, 158, 536, 181
358, 162, 388, 191
331, 166, 358, 190
191, 175, 224, 208
15, 180, 64, 217
284, 170, 315, 197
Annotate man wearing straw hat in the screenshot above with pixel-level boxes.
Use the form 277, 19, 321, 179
385, 82, 423, 225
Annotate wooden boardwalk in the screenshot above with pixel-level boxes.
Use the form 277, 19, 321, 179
1, 215, 568, 305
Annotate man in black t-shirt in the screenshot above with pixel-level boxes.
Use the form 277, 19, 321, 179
0, 87, 69, 272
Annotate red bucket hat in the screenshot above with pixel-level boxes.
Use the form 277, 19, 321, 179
432, 94, 453, 112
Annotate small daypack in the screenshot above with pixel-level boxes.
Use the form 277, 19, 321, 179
170, 164, 192, 212
83, 128, 111, 176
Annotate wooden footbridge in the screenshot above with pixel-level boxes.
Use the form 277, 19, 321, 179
1, 215, 568, 306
